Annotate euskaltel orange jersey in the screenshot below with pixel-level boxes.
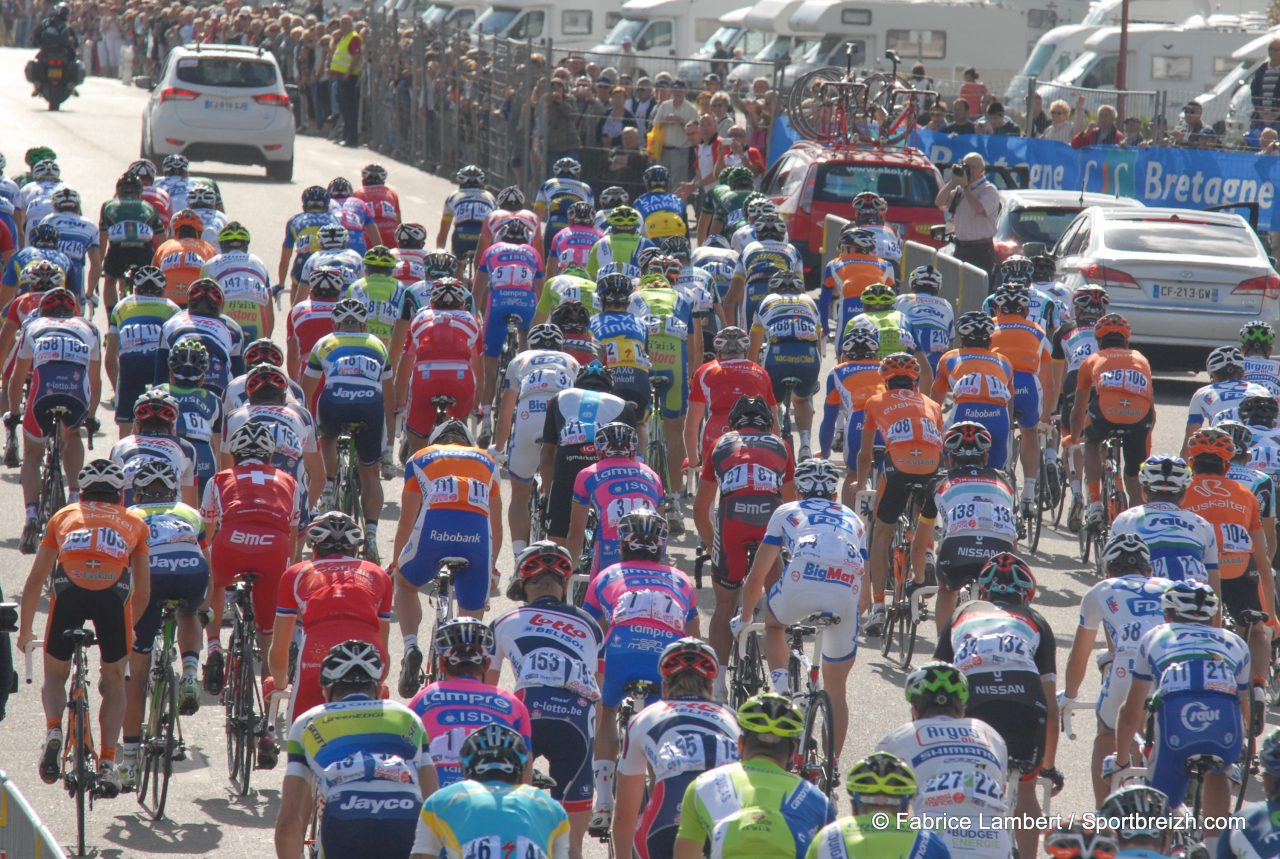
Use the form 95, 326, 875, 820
1076, 347, 1154, 425
863, 388, 944, 475
42, 501, 149, 594
1183, 473, 1261, 580
153, 236, 216, 306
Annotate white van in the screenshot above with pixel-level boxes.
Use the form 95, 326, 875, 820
674, 7, 774, 84
1194, 27, 1280, 135
589, 0, 748, 68
726, 0, 821, 86
419, 0, 482, 31
471, 0, 620, 49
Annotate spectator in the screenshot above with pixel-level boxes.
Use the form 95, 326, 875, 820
934, 152, 1001, 278
617, 36, 639, 79
944, 98, 976, 135
329, 14, 362, 147
1252, 36, 1280, 117
596, 86, 637, 149
627, 76, 657, 135
711, 40, 732, 79
958, 67, 989, 114
1246, 104, 1280, 148
713, 125, 764, 176
541, 78, 582, 163
598, 127, 651, 198
695, 112, 722, 190
1171, 102, 1217, 146
922, 102, 948, 131
703, 72, 722, 96
710, 91, 735, 135
981, 101, 1020, 136
1039, 98, 1074, 142
1259, 126, 1280, 154
1121, 116, 1148, 148
743, 77, 775, 152
1027, 94, 1050, 136
652, 78, 698, 185
1070, 102, 1123, 148
908, 62, 934, 91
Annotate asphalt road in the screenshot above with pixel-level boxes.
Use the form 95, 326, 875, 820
0, 47, 1241, 859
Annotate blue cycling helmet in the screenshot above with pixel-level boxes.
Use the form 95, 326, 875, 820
1261, 729, 1280, 779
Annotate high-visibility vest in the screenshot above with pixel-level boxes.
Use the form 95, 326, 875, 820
330, 31, 358, 75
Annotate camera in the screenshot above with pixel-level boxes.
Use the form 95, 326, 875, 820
951, 163, 967, 178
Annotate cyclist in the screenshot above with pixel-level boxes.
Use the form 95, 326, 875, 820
1192, 347, 1273, 438
436, 164, 495, 261
586, 205, 650, 280
1071, 313, 1155, 527
390, 222, 431, 287
876, 662, 1010, 859
855, 353, 944, 634
354, 163, 402, 247
0, 261, 67, 410
1050, 285, 1110, 531
534, 261, 596, 325
535, 157, 594, 253
0, 221, 70, 305
9, 288, 101, 553
931, 311, 1014, 472
1110, 454, 1218, 586
1242, 319, 1280, 397
820, 227, 896, 346
1059, 532, 1171, 805
983, 257, 1064, 336
687, 326, 775, 468
990, 285, 1054, 517
157, 339, 222, 495
895, 265, 955, 375
183, 184, 226, 245
583, 509, 699, 835
550, 301, 602, 366
279, 185, 340, 300
398, 276, 482, 445
594, 185, 630, 230
403, 250, 462, 315
393, 420, 501, 692
409, 724, 568, 859
725, 212, 801, 332
222, 337, 306, 413
286, 266, 341, 378
298, 224, 363, 298
268, 511, 390, 722
673, 693, 834, 859
201, 221, 273, 341
728, 193, 771, 255
734, 457, 865, 754
408, 618, 531, 786
105, 265, 180, 435
614, 638, 739, 859
109, 389, 198, 507
154, 278, 245, 398
326, 176, 380, 255
698, 166, 757, 243
155, 154, 191, 216
692, 234, 739, 307
16, 458, 149, 797
199, 422, 301, 699
850, 191, 901, 263
845, 282, 933, 385
908, 421, 1017, 633
152, 208, 214, 308
547, 203, 603, 280
1182, 427, 1278, 708
98, 173, 166, 318
1218, 729, 1280, 859
806, 753, 952, 859
749, 269, 822, 457
1111, 581, 1248, 837
38, 186, 99, 299
277, 640, 436, 859
634, 163, 689, 241
126, 159, 170, 231
1240, 394, 1280, 480
819, 327, 884, 501
119, 460, 207, 788
933, 553, 1060, 858
476, 185, 540, 262
301, 298, 393, 558
475, 218, 544, 442
491, 542, 603, 856
568, 422, 663, 576
492, 322, 579, 556
1098, 786, 1175, 859
347, 243, 410, 353
1220, 420, 1278, 562
590, 271, 649, 411
16, 158, 64, 243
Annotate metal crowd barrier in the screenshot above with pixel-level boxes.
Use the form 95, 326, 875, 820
0, 769, 66, 858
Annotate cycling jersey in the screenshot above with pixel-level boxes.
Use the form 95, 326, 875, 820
392, 247, 427, 287
621, 697, 740, 859
1, 246, 72, 294
1077, 574, 1173, 731
153, 237, 215, 306
108, 293, 180, 421
587, 232, 652, 280
19, 179, 65, 241
307, 330, 391, 462
1228, 461, 1276, 520
806, 817, 951, 859
158, 382, 222, 491
287, 298, 336, 371
154, 176, 189, 214
689, 357, 775, 460
860, 224, 902, 264
403, 305, 481, 429
762, 498, 867, 662
1076, 347, 1155, 426
590, 310, 650, 413
441, 187, 496, 255
1188, 380, 1273, 429
129, 500, 209, 653
541, 389, 638, 538
702, 187, 756, 237
222, 403, 316, 484
895, 293, 955, 372
480, 209, 540, 252
201, 250, 272, 341
922, 466, 1017, 584
702, 429, 793, 588
584, 560, 698, 707
328, 196, 376, 254
845, 309, 919, 359
109, 432, 198, 505
754, 292, 823, 400
499, 349, 578, 482
634, 191, 687, 240
982, 287, 1062, 335
344, 274, 406, 350
547, 226, 603, 271
479, 240, 543, 358
863, 389, 944, 476
409, 676, 532, 787
1054, 322, 1098, 376
730, 224, 757, 255
1111, 501, 1219, 584
820, 252, 896, 337
535, 271, 597, 317
1216, 799, 1280, 859
300, 247, 363, 289
632, 282, 695, 419
413, 780, 569, 859
1243, 355, 1280, 397
876, 716, 1011, 859
677, 758, 835, 856
37, 211, 98, 294
991, 314, 1050, 428
1183, 473, 1262, 582
155, 312, 245, 396
820, 357, 883, 463
190, 207, 227, 245
692, 245, 739, 303
286, 695, 430, 859
735, 239, 804, 330
222, 374, 306, 414
19, 315, 99, 438
932, 347, 1013, 466
535, 177, 593, 248
572, 457, 663, 573
354, 184, 402, 247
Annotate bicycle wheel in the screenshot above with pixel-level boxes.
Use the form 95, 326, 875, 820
1091, 526, 1108, 579
528, 476, 545, 543
647, 434, 668, 496
896, 601, 918, 670
1028, 469, 1045, 554
879, 602, 898, 658
1052, 461, 1068, 527
338, 443, 364, 531
142, 664, 178, 818
137, 661, 162, 812
72, 703, 88, 857
799, 690, 836, 796
233, 632, 257, 796
729, 632, 765, 708
1078, 511, 1091, 565
224, 628, 245, 787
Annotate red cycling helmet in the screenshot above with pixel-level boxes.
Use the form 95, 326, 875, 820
658, 638, 719, 680
246, 363, 289, 395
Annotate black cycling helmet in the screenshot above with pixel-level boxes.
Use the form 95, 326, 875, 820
768, 270, 805, 294
30, 223, 59, 250
956, 310, 994, 345
729, 396, 773, 431
433, 618, 493, 668
617, 508, 668, 558
301, 185, 329, 211
567, 201, 594, 226
361, 163, 388, 185
395, 222, 427, 249
659, 235, 691, 261
643, 164, 670, 191
1240, 394, 1280, 428
527, 322, 565, 350
422, 251, 459, 279
168, 339, 210, 383
576, 360, 613, 391
1031, 255, 1056, 282
455, 164, 485, 188
549, 300, 590, 333
597, 273, 633, 306
460, 724, 529, 781
327, 176, 354, 198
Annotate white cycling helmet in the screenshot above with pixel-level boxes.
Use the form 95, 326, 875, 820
1161, 580, 1219, 622
794, 458, 841, 498
228, 422, 277, 460
1206, 345, 1245, 375
1137, 454, 1190, 494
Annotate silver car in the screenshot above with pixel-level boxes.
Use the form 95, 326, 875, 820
1053, 207, 1280, 349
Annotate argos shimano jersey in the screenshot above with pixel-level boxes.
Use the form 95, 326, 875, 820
1187, 379, 1273, 429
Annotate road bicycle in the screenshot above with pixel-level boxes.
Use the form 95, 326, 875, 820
727, 544, 765, 708
647, 376, 675, 527
569, 508, 597, 607
224, 572, 268, 796
136, 600, 191, 820
25, 405, 80, 554
420, 556, 468, 688
1004, 757, 1057, 817
588, 678, 660, 852
784, 613, 839, 797
778, 376, 800, 457
335, 421, 366, 534
479, 314, 521, 449
880, 481, 932, 668
1080, 435, 1126, 576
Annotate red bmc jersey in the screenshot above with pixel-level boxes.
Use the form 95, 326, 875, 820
406, 307, 481, 366
201, 464, 301, 532
701, 429, 793, 497
355, 185, 402, 247
690, 358, 777, 456
276, 556, 393, 630
287, 299, 337, 365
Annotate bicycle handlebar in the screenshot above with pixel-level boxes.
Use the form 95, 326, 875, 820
24, 639, 44, 684
1059, 698, 1096, 740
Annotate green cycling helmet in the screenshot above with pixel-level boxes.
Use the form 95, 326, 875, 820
719, 165, 754, 189
1241, 320, 1276, 349
363, 244, 397, 269
846, 752, 918, 799
217, 221, 251, 246
605, 206, 641, 232
904, 661, 969, 710
860, 282, 896, 309
736, 693, 804, 739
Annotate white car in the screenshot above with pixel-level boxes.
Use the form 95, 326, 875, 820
139, 44, 295, 182
1053, 206, 1280, 351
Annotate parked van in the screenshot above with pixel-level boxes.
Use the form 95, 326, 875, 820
471, 0, 620, 49
419, 0, 482, 31
727, 0, 820, 87
1194, 27, 1280, 136
673, 7, 772, 83
588, 0, 748, 68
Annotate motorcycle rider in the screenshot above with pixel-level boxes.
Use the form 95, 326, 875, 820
28, 3, 82, 95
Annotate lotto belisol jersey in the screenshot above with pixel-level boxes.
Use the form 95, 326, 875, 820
489, 596, 603, 697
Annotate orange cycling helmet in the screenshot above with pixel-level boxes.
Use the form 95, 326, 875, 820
879, 352, 920, 383
170, 208, 204, 237
1093, 313, 1130, 341
1188, 427, 1235, 463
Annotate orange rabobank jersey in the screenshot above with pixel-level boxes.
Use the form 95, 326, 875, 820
405, 444, 501, 516
42, 502, 149, 593
1076, 347, 1154, 425
822, 253, 896, 299
201, 464, 300, 532
864, 388, 944, 474
1183, 473, 1261, 580
990, 314, 1050, 374
824, 359, 884, 414
933, 348, 1014, 406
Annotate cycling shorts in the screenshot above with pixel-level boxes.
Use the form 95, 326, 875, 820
966, 670, 1047, 778
636, 778, 689, 859
115, 353, 160, 423
950, 403, 1010, 472
290, 253, 311, 286
132, 567, 208, 655
766, 574, 860, 662
322, 801, 417, 859
1081, 405, 1154, 477
449, 225, 481, 259
763, 341, 821, 401
189, 439, 217, 496
211, 528, 292, 635
712, 495, 775, 589
742, 280, 772, 331
504, 402, 547, 484
46, 578, 131, 663
1096, 652, 1138, 733
407, 365, 476, 438
1221, 572, 1264, 627
1148, 690, 1240, 807
875, 467, 935, 526
396, 507, 492, 612
649, 365, 689, 420
601, 627, 676, 708
936, 535, 1013, 592
842, 409, 867, 470
316, 389, 385, 466
547, 455, 592, 538
482, 291, 537, 358
290, 623, 389, 722
103, 245, 153, 280
24, 392, 87, 441
1011, 370, 1041, 429
611, 369, 651, 420
525, 686, 596, 813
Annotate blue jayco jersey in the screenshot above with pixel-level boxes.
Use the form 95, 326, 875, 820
894, 293, 955, 367
1216, 798, 1280, 859
1134, 622, 1250, 701
1110, 502, 1219, 584
1078, 575, 1172, 657
38, 212, 99, 293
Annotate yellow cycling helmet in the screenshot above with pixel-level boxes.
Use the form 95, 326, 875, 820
217, 220, 251, 246
363, 244, 397, 269
605, 206, 641, 232
736, 693, 804, 739
846, 752, 918, 800
860, 282, 896, 308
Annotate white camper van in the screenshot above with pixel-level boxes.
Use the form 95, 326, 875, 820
471, 0, 621, 49
1193, 27, 1280, 135
588, 0, 749, 68
674, 7, 774, 84
419, 0, 482, 31
726, 0, 820, 85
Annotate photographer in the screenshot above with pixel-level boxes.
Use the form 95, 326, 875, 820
934, 152, 1000, 279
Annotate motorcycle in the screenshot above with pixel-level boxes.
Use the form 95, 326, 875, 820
25, 51, 79, 111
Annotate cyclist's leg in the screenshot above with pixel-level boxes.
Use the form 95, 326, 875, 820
934, 539, 997, 637
1081, 408, 1108, 520
58, 404, 87, 495
351, 400, 386, 533
86, 586, 131, 768
393, 508, 449, 640
19, 397, 52, 514
1093, 657, 1133, 807
869, 469, 912, 608
530, 689, 594, 853
447, 517, 493, 620
1119, 410, 1154, 512
313, 391, 343, 487
841, 409, 866, 507
969, 675, 1048, 857
1013, 371, 1042, 505
708, 505, 758, 664
505, 407, 542, 551
660, 363, 689, 512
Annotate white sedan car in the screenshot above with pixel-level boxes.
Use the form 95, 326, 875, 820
139, 44, 295, 182
1053, 206, 1280, 351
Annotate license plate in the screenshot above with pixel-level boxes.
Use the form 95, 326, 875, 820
48, 68, 62, 79
204, 98, 247, 112
1154, 284, 1217, 302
